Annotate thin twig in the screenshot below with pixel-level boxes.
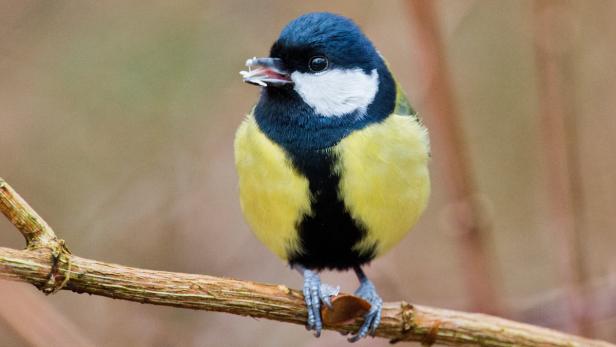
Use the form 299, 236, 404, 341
534, 0, 592, 336
405, 1, 503, 315
1, 178, 614, 346
0, 177, 58, 248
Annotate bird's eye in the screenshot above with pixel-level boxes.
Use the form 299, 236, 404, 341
308, 56, 328, 72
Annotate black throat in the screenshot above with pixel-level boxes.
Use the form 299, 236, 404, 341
253, 65, 396, 271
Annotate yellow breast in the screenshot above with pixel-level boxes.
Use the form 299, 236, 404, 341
234, 115, 311, 260
334, 114, 430, 256
235, 112, 430, 261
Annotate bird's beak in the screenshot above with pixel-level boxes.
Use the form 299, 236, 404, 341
240, 57, 293, 87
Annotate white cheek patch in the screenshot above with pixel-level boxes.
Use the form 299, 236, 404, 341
291, 68, 379, 117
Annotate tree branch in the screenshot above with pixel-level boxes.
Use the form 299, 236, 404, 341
0, 177, 613, 346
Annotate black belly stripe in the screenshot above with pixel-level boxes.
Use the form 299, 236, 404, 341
286, 149, 376, 271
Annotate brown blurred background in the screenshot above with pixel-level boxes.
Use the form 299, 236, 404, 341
1, 0, 615, 346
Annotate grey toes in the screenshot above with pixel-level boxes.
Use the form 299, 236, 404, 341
302, 269, 339, 337
349, 278, 383, 342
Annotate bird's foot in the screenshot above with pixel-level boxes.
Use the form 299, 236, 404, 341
302, 269, 340, 337
348, 277, 383, 342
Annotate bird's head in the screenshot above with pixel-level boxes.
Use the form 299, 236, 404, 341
241, 12, 392, 118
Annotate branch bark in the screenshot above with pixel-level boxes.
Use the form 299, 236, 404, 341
0, 177, 613, 346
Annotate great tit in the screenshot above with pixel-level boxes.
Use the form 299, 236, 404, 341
235, 12, 430, 341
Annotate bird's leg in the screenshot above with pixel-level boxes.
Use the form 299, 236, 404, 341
294, 265, 340, 337
349, 266, 383, 342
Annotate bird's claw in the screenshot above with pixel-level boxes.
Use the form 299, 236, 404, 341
319, 283, 340, 309
302, 269, 339, 337
348, 278, 383, 342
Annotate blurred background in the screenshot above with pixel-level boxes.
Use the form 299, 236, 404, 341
1, 0, 615, 346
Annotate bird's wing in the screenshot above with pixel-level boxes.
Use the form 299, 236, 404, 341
393, 80, 430, 156
393, 81, 415, 116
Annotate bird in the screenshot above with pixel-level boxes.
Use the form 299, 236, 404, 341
235, 12, 430, 341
